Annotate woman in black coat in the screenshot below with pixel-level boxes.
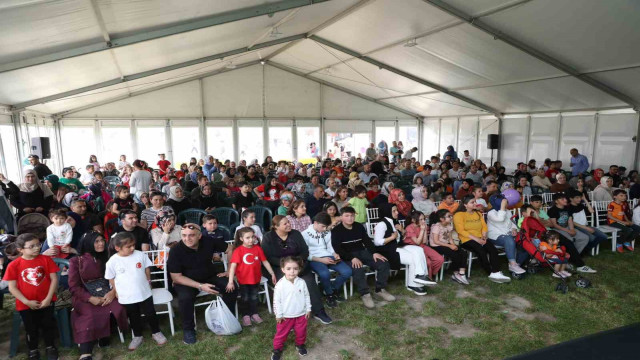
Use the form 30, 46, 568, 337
9, 169, 54, 219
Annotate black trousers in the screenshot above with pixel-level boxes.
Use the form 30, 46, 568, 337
19, 304, 56, 351
349, 249, 390, 296
461, 240, 500, 274
238, 284, 259, 316
123, 296, 160, 337
273, 266, 324, 315
174, 275, 238, 332
432, 245, 467, 272
558, 236, 585, 267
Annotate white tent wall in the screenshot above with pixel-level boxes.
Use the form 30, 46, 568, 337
422, 116, 499, 166
58, 63, 417, 168
496, 110, 640, 173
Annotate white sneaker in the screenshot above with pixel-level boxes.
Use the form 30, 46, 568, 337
560, 271, 572, 277
128, 336, 143, 351
508, 263, 526, 275
488, 271, 511, 283
576, 266, 597, 273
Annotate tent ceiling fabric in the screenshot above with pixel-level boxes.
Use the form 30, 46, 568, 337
0, 0, 638, 117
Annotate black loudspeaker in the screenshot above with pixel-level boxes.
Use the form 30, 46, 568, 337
31, 137, 51, 159
487, 134, 499, 150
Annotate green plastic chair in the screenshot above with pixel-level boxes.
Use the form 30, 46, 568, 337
211, 207, 240, 227
248, 206, 273, 231
10, 258, 72, 358
177, 208, 208, 226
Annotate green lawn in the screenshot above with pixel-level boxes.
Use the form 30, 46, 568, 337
2, 250, 639, 360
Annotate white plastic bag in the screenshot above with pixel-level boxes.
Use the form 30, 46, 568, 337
204, 297, 242, 335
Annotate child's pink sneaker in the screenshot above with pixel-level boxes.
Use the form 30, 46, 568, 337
242, 315, 252, 326
251, 314, 263, 324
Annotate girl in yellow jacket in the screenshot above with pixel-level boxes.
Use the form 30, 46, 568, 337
453, 196, 511, 283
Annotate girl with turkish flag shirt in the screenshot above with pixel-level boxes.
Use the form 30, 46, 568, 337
227, 227, 277, 327
3, 234, 60, 359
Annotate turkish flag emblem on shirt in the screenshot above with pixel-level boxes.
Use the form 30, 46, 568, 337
136, 262, 142, 269
21, 266, 46, 286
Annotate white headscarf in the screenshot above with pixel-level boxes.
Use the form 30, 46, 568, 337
19, 169, 54, 198
381, 182, 394, 196
168, 185, 184, 202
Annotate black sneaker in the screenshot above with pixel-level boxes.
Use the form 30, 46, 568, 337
45, 346, 58, 360
313, 309, 333, 324
296, 344, 308, 356
333, 293, 347, 302
325, 294, 338, 308
271, 349, 283, 360
98, 338, 111, 348
408, 286, 427, 296
183, 329, 197, 345
28, 350, 40, 360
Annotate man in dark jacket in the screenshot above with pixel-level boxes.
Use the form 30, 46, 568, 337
331, 206, 395, 308
28, 154, 52, 179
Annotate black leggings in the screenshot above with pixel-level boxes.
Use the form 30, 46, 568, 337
238, 284, 259, 316
432, 245, 467, 272
19, 305, 56, 351
461, 240, 500, 274
123, 296, 160, 337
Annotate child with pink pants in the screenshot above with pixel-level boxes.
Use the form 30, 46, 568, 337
271, 256, 312, 360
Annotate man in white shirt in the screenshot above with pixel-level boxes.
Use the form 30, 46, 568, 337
402, 147, 418, 160
448, 161, 462, 179
80, 164, 96, 186
358, 164, 377, 184
461, 150, 474, 168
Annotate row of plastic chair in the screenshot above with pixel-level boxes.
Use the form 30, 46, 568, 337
176, 206, 273, 230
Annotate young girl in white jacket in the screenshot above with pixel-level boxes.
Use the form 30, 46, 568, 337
486, 196, 526, 275
272, 256, 311, 360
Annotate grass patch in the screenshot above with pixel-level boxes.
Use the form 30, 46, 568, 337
2, 251, 639, 359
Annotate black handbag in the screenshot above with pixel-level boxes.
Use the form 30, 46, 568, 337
79, 256, 111, 297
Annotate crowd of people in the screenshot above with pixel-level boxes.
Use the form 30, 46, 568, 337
0, 143, 638, 360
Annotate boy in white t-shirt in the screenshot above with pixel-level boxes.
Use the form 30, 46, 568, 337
105, 233, 167, 350
46, 209, 73, 258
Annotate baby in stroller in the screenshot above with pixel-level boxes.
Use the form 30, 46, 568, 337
538, 231, 571, 278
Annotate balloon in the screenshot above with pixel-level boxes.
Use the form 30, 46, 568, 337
502, 189, 521, 207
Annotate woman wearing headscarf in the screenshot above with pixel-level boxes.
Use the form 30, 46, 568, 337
372, 203, 432, 295
347, 172, 363, 191
10, 169, 54, 218
192, 183, 217, 212
388, 188, 413, 219
586, 168, 604, 191
149, 209, 182, 250
62, 192, 79, 209
43, 174, 60, 192
592, 176, 615, 202
411, 186, 437, 216
68, 231, 127, 360
166, 185, 192, 215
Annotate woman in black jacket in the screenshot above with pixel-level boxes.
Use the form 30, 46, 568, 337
262, 215, 332, 324
9, 169, 54, 219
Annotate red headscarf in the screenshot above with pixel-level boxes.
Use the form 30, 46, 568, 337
389, 188, 412, 218
593, 168, 604, 183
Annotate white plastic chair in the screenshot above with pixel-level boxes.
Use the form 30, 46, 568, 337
466, 246, 506, 278
220, 249, 271, 314
349, 265, 377, 296
542, 193, 554, 205
314, 269, 349, 299
144, 249, 175, 336
591, 200, 622, 252
366, 208, 379, 223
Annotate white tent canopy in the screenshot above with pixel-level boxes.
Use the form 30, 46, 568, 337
0, 0, 639, 177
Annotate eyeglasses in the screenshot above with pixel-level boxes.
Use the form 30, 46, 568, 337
23, 243, 42, 250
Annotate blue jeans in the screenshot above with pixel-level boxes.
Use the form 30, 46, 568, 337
490, 235, 529, 264
576, 227, 608, 251
309, 256, 352, 296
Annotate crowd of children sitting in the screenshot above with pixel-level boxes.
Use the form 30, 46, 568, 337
1, 144, 638, 360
